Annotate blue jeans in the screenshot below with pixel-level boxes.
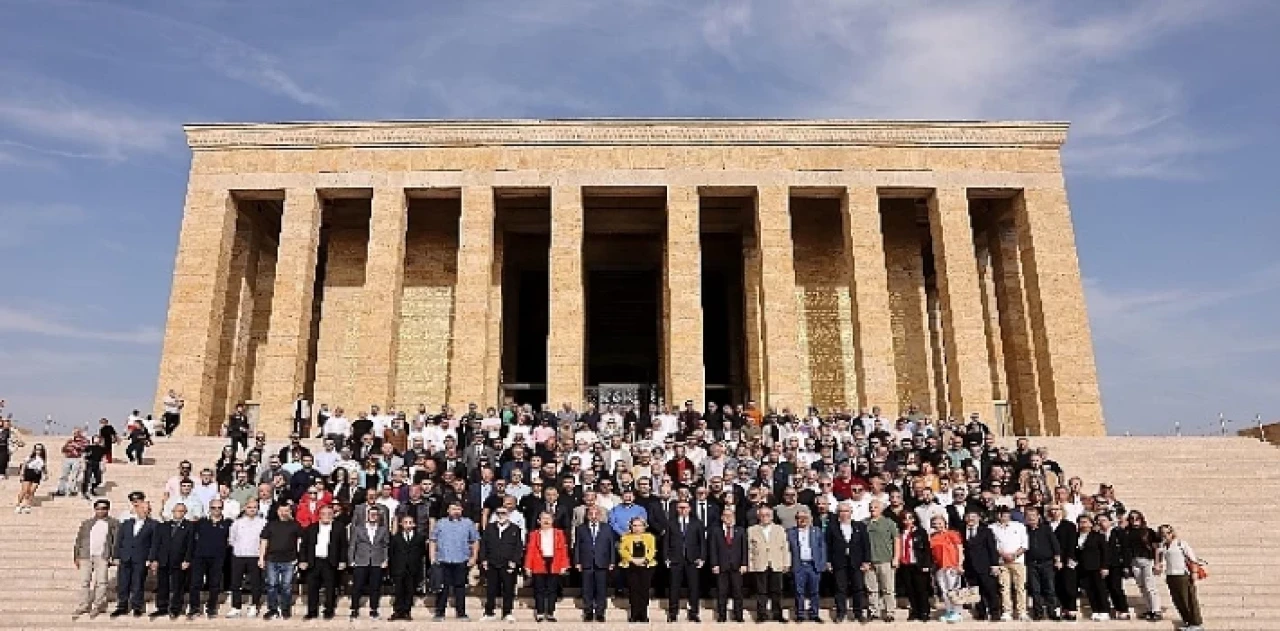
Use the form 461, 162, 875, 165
265, 561, 296, 613
793, 561, 820, 620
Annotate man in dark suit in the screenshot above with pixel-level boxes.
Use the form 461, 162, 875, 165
708, 507, 748, 622
542, 487, 573, 533
827, 503, 872, 622
479, 507, 525, 621
573, 505, 617, 621
300, 505, 348, 620
112, 501, 159, 617
187, 500, 231, 619
389, 513, 428, 621
665, 500, 706, 622
152, 503, 196, 619
962, 510, 1003, 621
348, 505, 391, 619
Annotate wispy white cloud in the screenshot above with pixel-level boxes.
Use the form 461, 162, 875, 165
0, 306, 162, 344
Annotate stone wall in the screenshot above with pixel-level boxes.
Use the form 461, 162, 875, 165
394, 202, 458, 410
791, 200, 857, 410
312, 221, 368, 413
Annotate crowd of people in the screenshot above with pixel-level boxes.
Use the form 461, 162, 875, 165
52, 396, 1208, 629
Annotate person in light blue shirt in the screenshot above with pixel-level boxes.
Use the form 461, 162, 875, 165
430, 502, 479, 620
608, 490, 647, 536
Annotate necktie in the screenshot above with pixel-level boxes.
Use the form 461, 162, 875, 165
726, 527, 732, 544
405, 533, 411, 544
591, 524, 598, 542
968, 528, 975, 541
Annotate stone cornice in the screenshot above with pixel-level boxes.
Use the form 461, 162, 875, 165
185, 119, 1068, 151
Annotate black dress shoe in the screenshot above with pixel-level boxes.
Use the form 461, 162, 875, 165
132, 610, 144, 618
149, 611, 167, 619
668, 614, 678, 623
716, 614, 727, 623
303, 613, 318, 620
734, 615, 746, 623
584, 613, 595, 622
689, 614, 701, 622
109, 610, 127, 619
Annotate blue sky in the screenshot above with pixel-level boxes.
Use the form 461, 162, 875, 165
1, 0, 1277, 435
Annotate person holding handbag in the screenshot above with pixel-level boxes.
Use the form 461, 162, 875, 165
1157, 524, 1205, 631
929, 514, 965, 623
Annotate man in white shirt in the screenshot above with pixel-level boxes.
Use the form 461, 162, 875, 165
913, 488, 947, 529
193, 469, 219, 508
314, 439, 340, 476
989, 506, 1030, 621
163, 479, 205, 521
322, 410, 351, 445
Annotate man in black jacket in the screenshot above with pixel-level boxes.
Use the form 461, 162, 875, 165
480, 507, 524, 621
299, 505, 348, 620
187, 501, 232, 619
708, 507, 748, 622
389, 514, 428, 621
152, 503, 196, 619
665, 500, 706, 622
1048, 504, 1081, 620
1024, 508, 1062, 620
961, 510, 1002, 621
827, 503, 873, 622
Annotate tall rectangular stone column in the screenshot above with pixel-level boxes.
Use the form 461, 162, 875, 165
356, 186, 408, 410
989, 216, 1044, 435
842, 186, 898, 410
257, 188, 323, 436
753, 186, 803, 411
547, 186, 585, 410
152, 187, 239, 435
1016, 186, 1105, 435
742, 242, 765, 404
664, 186, 706, 408
448, 186, 497, 409
927, 189, 994, 423
483, 228, 505, 407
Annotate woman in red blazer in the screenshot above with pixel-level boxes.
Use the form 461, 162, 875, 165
524, 511, 571, 622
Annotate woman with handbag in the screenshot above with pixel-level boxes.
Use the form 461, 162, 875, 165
523, 511, 570, 622
617, 517, 658, 623
1156, 524, 1205, 631
928, 515, 966, 623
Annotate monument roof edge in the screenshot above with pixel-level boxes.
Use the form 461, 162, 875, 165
183, 118, 1070, 150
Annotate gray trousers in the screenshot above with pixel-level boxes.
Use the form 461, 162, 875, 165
1131, 558, 1162, 613
863, 562, 896, 616
57, 459, 82, 494
77, 557, 111, 613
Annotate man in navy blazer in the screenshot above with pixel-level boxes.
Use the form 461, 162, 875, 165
573, 505, 617, 621
112, 501, 160, 617
151, 503, 196, 619
961, 510, 1003, 620
664, 500, 707, 622
786, 509, 828, 622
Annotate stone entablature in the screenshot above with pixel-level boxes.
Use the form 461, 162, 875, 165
186, 119, 1068, 150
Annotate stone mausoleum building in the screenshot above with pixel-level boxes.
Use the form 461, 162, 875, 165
153, 119, 1104, 437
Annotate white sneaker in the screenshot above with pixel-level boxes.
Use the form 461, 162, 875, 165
1019, 613, 1032, 622
245, 605, 258, 617
1000, 613, 1013, 621
12, 506, 20, 514
225, 608, 241, 618
481, 615, 497, 622
504, 614, 516, 622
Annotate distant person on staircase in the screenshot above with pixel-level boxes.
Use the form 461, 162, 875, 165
225, 403, 251, 455
162, 389, 184, 436
14, 443, 47, 514
80, 435, 106, 498
124, 421, 151, 465
55, 429, 87, 496
96, 417, 118, 464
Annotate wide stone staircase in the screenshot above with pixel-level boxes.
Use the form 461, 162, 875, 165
0, 433, 1275, 629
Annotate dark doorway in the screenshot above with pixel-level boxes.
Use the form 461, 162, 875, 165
587, 269, 660, 385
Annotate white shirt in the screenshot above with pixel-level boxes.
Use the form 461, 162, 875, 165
133, 518, 145, 535
539, 529, 555, 556
316, 523, 332, 558
221, 498, 241, 518
314, 450, 339, 476
229, 516, 267, 558
322, 416, 350, 437
990, 520, 1030, 564
843, 498, 870, 522
797, 527, 813, 560
89, 519, 110, 556
1063, 501, 1084, 523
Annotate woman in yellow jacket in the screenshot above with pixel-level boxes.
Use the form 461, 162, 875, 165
618, 517, 658, 623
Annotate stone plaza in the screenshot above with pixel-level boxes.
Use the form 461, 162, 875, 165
152, 119, 1103, 437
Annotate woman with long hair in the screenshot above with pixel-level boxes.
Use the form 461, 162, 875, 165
15, 444, 47, 513
1096, 514, 1131, 619
1123, 510, 1163, 621
214, 445, 237, 487
618, 517, 657, 623
523, 511, 570, 622
1156, 524, 1204, 631
329, 467, 356, 506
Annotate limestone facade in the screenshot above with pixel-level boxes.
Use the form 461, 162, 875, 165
153, 119, 1105, 437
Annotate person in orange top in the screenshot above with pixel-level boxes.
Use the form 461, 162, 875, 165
929, 515, 965, 623
524, 511, 570, 622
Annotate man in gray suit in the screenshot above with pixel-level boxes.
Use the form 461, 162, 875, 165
349, 505, 391, 619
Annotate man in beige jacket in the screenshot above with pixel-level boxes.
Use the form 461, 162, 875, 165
746, 505, 789, 622
73, 499, 120, 617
